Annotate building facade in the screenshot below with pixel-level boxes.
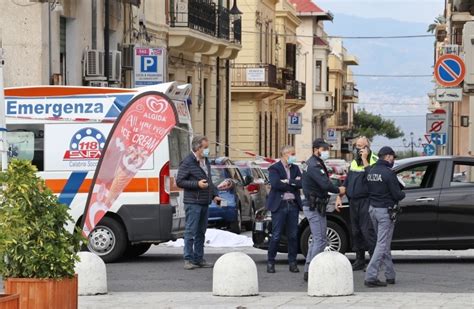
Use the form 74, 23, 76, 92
0, 0, 241, 157
432, 0, 472, 156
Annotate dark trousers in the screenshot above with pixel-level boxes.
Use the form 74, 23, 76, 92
267, 200, 299, 265
183, 203, 209, 264
350, 198, 376, 254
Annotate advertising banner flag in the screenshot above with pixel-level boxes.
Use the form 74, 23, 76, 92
82, 92, 178, 236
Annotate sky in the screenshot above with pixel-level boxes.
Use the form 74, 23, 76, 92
317, 0, 445, 24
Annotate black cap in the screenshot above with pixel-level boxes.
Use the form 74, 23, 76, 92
378, 146, 397, 158
312, 138, 332, 149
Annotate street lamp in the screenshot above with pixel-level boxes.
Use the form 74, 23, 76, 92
402, 132, 422, 157
48, 0, 63, 85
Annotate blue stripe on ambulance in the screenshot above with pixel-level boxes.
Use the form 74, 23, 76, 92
58, 171, 88, 207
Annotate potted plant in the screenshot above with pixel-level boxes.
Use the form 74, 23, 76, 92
0, 160, 83, 309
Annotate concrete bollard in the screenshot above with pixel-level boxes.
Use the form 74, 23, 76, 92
74, 252, 108, 296
308, 251, 353, 297
212, 252, 259, 296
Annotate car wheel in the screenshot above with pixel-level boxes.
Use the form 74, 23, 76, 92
244, 203, 256, 231
229, 206, 242, 234
86, 217, 128, 263
124, 243, 152, 258
300, 220, 348, 257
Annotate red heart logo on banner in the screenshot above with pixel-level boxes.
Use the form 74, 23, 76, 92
146, 97, 168, 114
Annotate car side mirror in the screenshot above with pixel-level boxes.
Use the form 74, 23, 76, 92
244, 175, 254, 186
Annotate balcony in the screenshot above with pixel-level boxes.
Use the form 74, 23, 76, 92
286, 80, 306, 105
169, 0, 241, 59
342, 83, 359, 103
338, 112, 349, 127
313, 91, 334, 115
231, 63, 286, 100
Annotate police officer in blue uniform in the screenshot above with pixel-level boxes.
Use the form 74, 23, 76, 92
364, 146, 405, 287
336, 137, 377, 270
302, 138, 345, 281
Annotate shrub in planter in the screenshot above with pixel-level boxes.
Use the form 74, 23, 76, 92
0, 160, 84, 309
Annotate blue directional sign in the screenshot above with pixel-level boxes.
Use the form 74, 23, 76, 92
430, 133, 447, 146
424, 144, 436, 156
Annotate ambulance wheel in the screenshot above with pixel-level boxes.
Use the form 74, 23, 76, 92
124, 243, 152, 258
300, 220, 347, 257
86, 217, 128, 263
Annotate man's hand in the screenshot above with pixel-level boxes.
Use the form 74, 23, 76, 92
281, 179, 289, 184
335, 195, 343, 213
213, 196, 222, 205
198, 179, 209, 189
338, 186, 346, 195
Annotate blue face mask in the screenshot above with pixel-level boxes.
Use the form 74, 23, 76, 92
320, 151, 330, 161
288, 155, 297, 164
202, 148, 210, 158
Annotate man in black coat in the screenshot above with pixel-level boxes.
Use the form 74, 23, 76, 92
266, 145, 303, 274
176, 135, 221, 270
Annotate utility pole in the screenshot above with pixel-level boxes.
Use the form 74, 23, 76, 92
0, 30, 8, 171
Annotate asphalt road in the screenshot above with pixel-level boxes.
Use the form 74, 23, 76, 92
107, 232, 474, 294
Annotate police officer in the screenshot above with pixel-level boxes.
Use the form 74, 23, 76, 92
336, 137, 377, 271
302, 138, 345, 281
364, 146, 405, 287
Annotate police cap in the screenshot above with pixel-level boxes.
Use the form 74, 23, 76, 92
378, 146, 397, 158
312, 138, 332, 149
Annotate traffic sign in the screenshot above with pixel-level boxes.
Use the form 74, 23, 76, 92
326, 129, 341, 151
430, 133, 447, 145
426, 112, 447, 134
434, 54, 466, 87
134, 47, 166, 87
424, 144, 436, 156
288, 112, 302, 135
435, 87, 462, 102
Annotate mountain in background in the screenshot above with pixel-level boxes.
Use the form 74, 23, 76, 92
323, 14, 435, 150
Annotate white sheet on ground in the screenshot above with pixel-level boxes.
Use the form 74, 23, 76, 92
162, 229, 253, 248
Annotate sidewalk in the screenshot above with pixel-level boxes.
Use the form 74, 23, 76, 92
79, 292, 474, 308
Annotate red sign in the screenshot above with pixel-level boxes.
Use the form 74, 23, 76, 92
82, 92, 178, 236
429, 121, 444, 133
434, 54, 466, 87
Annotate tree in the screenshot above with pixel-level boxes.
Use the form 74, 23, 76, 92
352, 110, 404, 141
396, 150, 421, 159
427, 15, 446, 33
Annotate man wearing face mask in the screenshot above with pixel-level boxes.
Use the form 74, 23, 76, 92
364, 146, 405, 287
266, 145, 303, 274
302, 138, 346, 281
176, 135, 221, 270
336, 137, 378, 271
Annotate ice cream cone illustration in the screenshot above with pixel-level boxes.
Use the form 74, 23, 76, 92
105, 166, 132, 205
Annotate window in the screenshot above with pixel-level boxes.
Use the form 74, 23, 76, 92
397, 163, 438, 189
168, 124, 190, 169
6, 124, 44, 171
451, 162, 474, 186
315, 60, 322, 91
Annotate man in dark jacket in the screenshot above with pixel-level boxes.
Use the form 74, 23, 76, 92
302, 138, 345, 281
336, 137, 377, 270
176, 135, 221, 270
266, 145, 303, 274
364, 146, 405, 287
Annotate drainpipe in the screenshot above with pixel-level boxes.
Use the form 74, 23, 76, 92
216, 57, 220, 154
225, 59, 230, 157
104, 0, 110, 84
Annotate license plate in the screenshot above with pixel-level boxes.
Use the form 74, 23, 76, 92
255, 222, 264, 231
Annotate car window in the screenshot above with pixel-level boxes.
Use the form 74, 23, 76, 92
211, 166, 229, 186
451, 162, 474, 186
238, 167, 252, 178
397, 163, 438, 189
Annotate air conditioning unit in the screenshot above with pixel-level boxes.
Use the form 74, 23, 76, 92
174, 0, 188, 25
83, 50, 105, 77
88, 81, 108, 87
108, 51, 122, 82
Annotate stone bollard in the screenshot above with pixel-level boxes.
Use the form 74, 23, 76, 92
74, 252, 107, 296
308, 251, 353, 297
212, 252, 259, 296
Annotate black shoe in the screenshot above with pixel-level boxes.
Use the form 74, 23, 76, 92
364, 280, 387, 288
304, 272, 308, 282
267, 263, 275, 273
352, 259, 366, 271
386, 279, 396, 285
289, 264, 300, 273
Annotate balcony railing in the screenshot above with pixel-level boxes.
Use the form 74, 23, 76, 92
286, 80, 306, 101
338, 111, 349, 126
231, 63, 284, 89
231, 17, 242, 44
217, 6, 230, 40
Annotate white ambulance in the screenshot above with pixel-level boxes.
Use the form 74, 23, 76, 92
4, 82, 192, 262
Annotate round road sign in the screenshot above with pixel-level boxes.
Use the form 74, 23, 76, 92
434, 54, 466, 87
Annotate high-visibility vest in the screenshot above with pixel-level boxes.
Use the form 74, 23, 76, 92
350, 154, 378, 172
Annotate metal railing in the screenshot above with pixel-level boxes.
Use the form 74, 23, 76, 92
231, 63, 282, 88
286, 80, 306, 100
217, 6, 230, 40
231, 18, 242, 44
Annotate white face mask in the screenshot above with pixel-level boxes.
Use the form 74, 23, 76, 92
320, 151, 330, 161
